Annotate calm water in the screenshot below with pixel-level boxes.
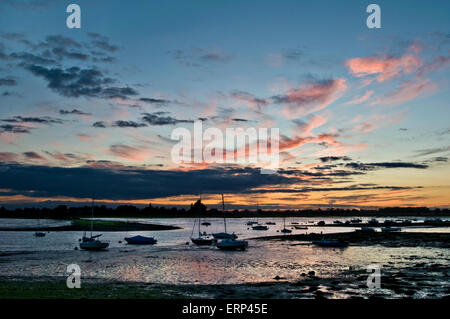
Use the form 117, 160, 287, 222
0, 217, 448, 298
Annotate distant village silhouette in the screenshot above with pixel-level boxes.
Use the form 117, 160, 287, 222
1, 200, 449, 219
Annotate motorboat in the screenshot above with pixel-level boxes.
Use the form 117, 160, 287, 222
216, 238, 248, 251
125, 235, 157, 245
201, 222, 211, 226
368, 218, 379, 226
265, 222, 276, 225
293, 225, 308, 230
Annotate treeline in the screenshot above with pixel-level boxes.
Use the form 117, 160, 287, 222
0, 201, 449, 219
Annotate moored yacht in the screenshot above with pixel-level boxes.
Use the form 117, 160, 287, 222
79, 196, 109, 251
212, 194, 238, 240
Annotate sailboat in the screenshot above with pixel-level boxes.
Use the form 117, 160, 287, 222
190, 198, 214, 246
79, 196, 109, 250
251, 201, 268, 230
213, 194, 237, 240
280, 216, 292, 233
34, 212, 46, 237
215, 194, 248, 251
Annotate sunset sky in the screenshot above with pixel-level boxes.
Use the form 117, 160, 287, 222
0, 0, 449, 209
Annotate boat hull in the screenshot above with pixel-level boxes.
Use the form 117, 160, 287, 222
216, 239, 248, 251
34, 232, 46, 237
252, 226, 268, 230
79, 241, 109, 250
191, 238, 214, 246
125, 236, 157, 245
212, 232, 237, 240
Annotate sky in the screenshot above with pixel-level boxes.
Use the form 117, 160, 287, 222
0, 0, 449, 209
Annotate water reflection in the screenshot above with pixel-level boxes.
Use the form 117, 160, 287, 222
0, 217, 448, 298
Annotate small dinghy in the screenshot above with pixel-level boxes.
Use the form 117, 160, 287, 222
34, 231, 46, 237
125, 235, 157, 245
216, 238, 248, 251
252, 224, 268, 230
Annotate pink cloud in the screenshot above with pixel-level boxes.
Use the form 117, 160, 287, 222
293, 114, 328, 136
276, 78, 347, 117
314, 142, 368, 157
230, 91, 269, 110
0, 152, 19, 162
346, 55, 421, 82
22, 151, 47, 162
77, 134, 93, 142
109, 144, 152, 162
345, 90, 374, 105
370, 79, 437, 105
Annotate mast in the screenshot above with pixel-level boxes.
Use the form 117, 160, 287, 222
198, 196, 201, 236
222, 193, 226, 233
90, 194, 95, 237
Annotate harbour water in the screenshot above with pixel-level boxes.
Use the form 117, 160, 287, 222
0, 217, 448, 298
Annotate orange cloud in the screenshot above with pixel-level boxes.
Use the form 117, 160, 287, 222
346, 55, 421, 82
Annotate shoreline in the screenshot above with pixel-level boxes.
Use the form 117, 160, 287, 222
252, 231, 450, 248
0, 220, 181, 232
